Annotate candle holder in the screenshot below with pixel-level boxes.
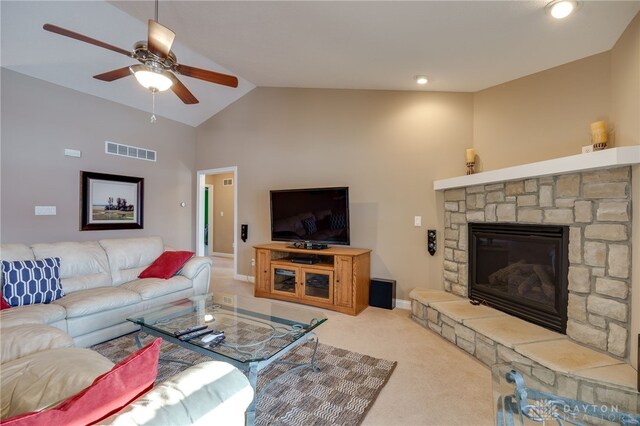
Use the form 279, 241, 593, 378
592, 140, 607, 151
466, 161, 475, 175
591, 121, 608, 151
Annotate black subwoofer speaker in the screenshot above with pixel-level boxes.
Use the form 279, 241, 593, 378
369, 278, 396, 309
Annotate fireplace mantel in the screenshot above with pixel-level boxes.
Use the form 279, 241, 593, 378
434, 146, 640, 191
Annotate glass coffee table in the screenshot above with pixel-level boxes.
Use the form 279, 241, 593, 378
127, 293, 327, 425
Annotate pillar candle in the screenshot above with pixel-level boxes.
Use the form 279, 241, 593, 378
590, 121, 608, 143
590, 121, 606, 132
466, 148, 476, 163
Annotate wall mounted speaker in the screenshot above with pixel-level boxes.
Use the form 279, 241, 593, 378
427, 229, 436, 256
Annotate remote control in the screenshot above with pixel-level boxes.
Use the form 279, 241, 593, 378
174, 325, 207, 337
201, 330, 224, 343
204, 334, 225, 346
178, 328, 211, 341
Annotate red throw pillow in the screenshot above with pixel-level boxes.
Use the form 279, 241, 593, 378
138, 251, 194, 279
1, 294, 10, 310
4, 338, 162, 426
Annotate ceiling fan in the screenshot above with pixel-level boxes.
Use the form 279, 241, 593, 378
42, 3, 238, 105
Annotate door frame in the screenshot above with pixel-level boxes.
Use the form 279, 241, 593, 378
196, 167, 237, 277
205, 184, 214, 256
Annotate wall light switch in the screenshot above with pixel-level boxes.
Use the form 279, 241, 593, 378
414, 216, 422, 227
35, 206, 56, 216
220, 211, 224, 217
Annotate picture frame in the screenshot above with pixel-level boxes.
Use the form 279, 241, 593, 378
80, 171, 144, 231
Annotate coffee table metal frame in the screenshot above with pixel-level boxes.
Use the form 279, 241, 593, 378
128, 295, 326, 425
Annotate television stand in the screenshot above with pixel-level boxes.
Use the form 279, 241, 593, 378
254, 243, 371, 315
287, 242, 328, 250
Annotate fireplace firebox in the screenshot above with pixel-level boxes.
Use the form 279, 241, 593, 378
468, 223, 568, 333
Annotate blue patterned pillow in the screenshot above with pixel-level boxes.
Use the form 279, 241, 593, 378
1, 257, 64, 307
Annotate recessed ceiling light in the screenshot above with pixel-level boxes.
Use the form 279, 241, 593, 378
415, 75, 428, 85
547, 0, 577, 19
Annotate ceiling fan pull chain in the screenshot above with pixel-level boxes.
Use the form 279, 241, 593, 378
150, 90, 157, 123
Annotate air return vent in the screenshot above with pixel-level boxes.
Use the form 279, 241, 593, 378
105, 141, 156, 162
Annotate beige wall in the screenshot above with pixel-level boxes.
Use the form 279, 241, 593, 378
196, 88, 474, 299
611, 13, 640, 369
1, 70, 197, 249
473, 52, 611, 172
611, 13, 640, 148
471, 13, 640, 367
205, 173, 235, 254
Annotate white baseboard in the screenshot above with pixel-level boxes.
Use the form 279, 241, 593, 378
234, 274, 255, 283
395, 298, 411, 310
211, 252, 234, 258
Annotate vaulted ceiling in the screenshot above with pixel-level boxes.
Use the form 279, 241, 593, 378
2, 1, 639, 127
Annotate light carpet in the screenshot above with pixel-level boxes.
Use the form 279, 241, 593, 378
93, 333, 397, 426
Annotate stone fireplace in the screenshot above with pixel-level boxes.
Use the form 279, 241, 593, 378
442, 166, 632, 360
468, 222, 569, 334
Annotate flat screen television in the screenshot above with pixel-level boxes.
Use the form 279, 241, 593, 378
270, 187, 350, 248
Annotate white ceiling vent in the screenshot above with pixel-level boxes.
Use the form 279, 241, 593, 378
105, 141, 156, 162
223, 178, 233, 186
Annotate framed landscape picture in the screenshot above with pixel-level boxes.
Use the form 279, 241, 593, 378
80, 171, 144, 231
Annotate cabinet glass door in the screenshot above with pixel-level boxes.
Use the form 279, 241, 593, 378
272, 266, 297, 295
302, 269, 333, 302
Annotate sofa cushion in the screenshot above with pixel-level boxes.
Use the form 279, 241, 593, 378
0, 303, 67, 329
139, 251, 194, 279
99, 237, 164, 285
3, 338, 161, 426
0, 324, 74, 364
31, 241, 112, 293
122, 276, 192, 300
0, 348, 114, 419
2, 258, 64, 307
0, 244, 34, 262
52, 287, 141, 319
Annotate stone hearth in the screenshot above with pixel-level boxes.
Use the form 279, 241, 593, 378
441, 166, 632, 360
410, 289, 638, 409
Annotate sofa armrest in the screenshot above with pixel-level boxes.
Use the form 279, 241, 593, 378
103, 361, 253, 426
178, 256, 212, 280
178, 256, 212, 295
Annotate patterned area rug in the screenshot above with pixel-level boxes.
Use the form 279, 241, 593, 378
92, 333, 396, 426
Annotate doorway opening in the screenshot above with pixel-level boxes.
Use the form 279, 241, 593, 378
196, 167, 237, 278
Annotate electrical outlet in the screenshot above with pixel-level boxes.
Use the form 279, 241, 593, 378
222, 296, 233, 305
251, 258, 256, 267
35, 206, 56, 216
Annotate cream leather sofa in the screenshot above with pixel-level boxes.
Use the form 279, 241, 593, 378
0, 236, 212, 347
1, 324, 254, 424
0, 236, 254, 424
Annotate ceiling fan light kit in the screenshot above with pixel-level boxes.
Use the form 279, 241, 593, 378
42, 0, 239, 118
130, 64, 173, 92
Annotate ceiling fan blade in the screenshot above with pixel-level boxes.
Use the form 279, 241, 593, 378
168, 74, 199, 104
93, 67, 133, 82
175, 64, 239, 88
43, 23, 131, 57
148, 20, 175, 58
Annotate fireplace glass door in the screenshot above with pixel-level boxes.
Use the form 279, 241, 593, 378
469, 223, 568, 333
